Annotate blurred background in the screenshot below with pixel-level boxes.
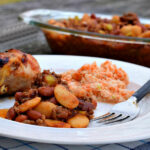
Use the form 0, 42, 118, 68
0, 0, 149, 54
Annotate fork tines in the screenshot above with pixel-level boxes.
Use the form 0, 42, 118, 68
92, 113, 130, 125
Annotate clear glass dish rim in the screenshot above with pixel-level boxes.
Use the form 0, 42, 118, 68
19, 9, 150, 44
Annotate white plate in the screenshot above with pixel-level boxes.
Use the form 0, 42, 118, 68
0, 55, 150, 145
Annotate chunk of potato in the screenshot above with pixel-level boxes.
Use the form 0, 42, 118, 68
0, 109, 8, 118
140, 31, 150, 38
78, 111, 87, 115
18, 97, 41, 113
67, 114, 89, 128
111, 15, 120, 24
120, 25, 142, 37
54, 84, 79, 109
44, 74, 57, 86
45, 119, 71, 128
34, 101, 56, 118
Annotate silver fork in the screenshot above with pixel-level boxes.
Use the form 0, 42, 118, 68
92, 80, 150, 125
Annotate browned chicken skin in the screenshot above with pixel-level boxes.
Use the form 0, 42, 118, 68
0, 49, 41, 95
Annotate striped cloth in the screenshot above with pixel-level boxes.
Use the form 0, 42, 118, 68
0, 136, 150, 150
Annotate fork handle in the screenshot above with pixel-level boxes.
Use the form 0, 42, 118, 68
133, 80, 150, 103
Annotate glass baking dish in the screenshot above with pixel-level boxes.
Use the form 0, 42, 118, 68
19, 9, 150, 67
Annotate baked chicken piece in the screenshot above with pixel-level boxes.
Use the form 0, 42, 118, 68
0, 49, 41, 95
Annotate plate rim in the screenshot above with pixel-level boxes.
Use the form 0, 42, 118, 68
34, 54, 150, 70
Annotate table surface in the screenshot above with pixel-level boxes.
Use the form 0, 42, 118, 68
0, 0, 150, 54
0, 0, 150, 150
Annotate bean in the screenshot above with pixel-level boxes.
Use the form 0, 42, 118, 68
6, 107, 16, 120
18, 97, 41, 113
34, 101, 56, 118
15, 92, 23, 102
91, 14, 96, 19
54, 84, 79, 109
49, 97, 58, 105
67, 114, 89, 128
45, 119, 71, 128
38, 87, 54, 97
29, 89, 38, 98
15, 115, 28, 122
27, 110, 42, 120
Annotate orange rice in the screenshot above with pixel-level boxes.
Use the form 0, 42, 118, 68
62, 61, 134, 103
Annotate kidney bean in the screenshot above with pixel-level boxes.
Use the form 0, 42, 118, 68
15, 115, 28, 122
15, 92, 30, 103
38, 87, 54, 97
91, 14, 96, 19
49, 97, 58, 105
29, 89, 38, 98
27, 110, 42, 120
6, 107, 16, 120
15, 92, 23, 102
